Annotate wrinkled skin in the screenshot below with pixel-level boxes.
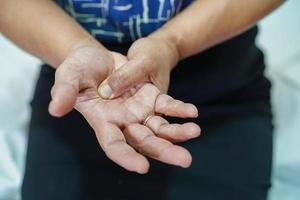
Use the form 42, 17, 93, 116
49, 46, 200, 174
99, 37, 179, 98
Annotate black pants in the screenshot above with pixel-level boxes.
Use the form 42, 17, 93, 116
22, 43, 273, 200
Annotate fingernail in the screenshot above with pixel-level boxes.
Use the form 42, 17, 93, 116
48, 100, 61, 117
99, 84, 112, 99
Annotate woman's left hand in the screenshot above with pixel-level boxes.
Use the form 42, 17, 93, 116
98, 36, 179, 99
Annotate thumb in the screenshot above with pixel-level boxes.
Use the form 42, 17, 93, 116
98, 58, 149, 99
48, 66, 80, 117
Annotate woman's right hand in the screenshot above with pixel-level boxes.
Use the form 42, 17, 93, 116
48, 45, 201, 173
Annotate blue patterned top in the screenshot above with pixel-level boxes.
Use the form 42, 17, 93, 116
57, 0, 193, 44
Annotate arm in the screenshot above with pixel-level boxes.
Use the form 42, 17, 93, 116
100, 0, 285, 98
150, 0, 285, 60
0, 0, 108, 68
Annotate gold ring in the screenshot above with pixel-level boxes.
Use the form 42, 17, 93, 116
143, 115, 153, 126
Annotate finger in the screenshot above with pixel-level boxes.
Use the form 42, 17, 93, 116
97, 52, 129, 100
110, 52, 128, 70
155, 94, 198, 118
145, 116, 201, 143
124, 124, 192, 168
96, 123, 149, 174
48, 65, 80, 117
98, 57, 148, 99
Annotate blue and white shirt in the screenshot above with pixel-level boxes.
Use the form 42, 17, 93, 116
57, 0, 193, 44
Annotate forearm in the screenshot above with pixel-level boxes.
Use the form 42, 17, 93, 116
0, 0, 105, 68
150, 0, 284, 61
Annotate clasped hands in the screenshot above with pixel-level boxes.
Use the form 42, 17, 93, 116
48, 37, 201, 174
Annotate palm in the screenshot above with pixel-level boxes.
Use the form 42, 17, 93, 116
76, 84, 159, 128
50, 46, 200, 173
75, 81, 200, 173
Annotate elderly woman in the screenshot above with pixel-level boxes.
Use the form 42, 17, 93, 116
1, 0, 284, 199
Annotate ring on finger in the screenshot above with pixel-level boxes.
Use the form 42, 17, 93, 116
143, 115, 154, 126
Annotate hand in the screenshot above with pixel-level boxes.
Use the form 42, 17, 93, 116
49, 45, 200, 173
98, 37, 179, 99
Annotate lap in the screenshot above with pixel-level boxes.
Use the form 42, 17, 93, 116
22, 108, 272, 200
22, 66, 273, 200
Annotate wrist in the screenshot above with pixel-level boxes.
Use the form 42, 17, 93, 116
149, 28, 183, 68
72, 35, 100, 49
69, 36, 107, 56
68, 36, 113, 68
54, 34, 109, 66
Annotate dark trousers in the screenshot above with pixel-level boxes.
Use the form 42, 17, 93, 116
22, 47, 273, 199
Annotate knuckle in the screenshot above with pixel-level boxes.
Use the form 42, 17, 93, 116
139, 55, 153, 71
109, 70, 128, 91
